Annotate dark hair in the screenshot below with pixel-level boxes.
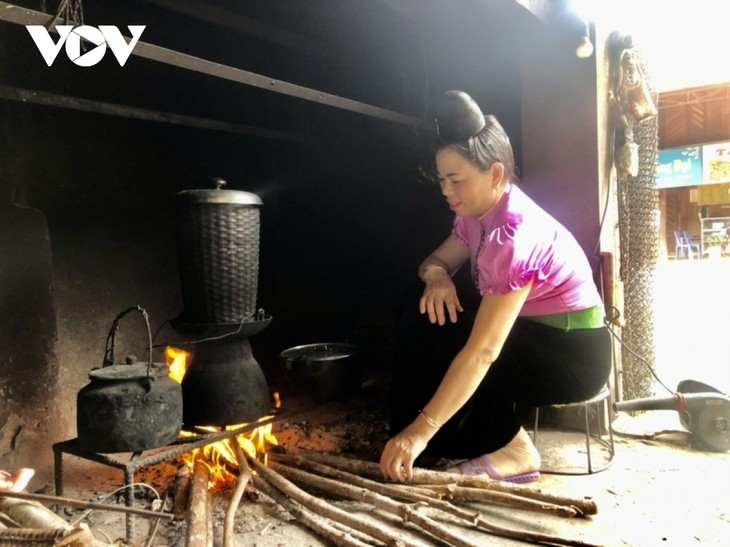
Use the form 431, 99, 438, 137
430, 90, 517, 184
437, 115, 517, 184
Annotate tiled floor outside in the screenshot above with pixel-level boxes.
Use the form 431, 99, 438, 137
652, 256, 730, 396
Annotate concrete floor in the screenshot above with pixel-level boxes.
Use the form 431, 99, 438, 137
535, 412, 729, 547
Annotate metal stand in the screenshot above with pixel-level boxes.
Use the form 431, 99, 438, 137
52, 416, 284, 545
533, 385, 615, 475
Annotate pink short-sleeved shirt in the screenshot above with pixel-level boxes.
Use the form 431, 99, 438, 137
452, 184, 602, 316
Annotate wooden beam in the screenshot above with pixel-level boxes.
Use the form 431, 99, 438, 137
0, 85, 313, 143
0, 2, 431, 131
131, 42, 428, 128
143, 0, 328, 59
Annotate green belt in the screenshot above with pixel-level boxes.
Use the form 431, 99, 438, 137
524, 305, 605, 331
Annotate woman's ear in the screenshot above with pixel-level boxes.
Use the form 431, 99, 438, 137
489, 162, 505, 186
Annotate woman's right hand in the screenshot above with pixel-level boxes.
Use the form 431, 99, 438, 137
419, 268, 463, 325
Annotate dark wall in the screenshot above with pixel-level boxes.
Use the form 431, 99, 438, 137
519, 16, 603, 272
0, 0, 523, 467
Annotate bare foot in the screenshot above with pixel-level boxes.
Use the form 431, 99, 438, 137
448, 427, 541, 478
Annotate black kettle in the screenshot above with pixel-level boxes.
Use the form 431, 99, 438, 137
76, 306, 183, 453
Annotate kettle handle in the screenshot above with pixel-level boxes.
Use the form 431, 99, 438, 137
102, 305, 154, 378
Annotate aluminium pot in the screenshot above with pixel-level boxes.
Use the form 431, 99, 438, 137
280, 343, 361, 402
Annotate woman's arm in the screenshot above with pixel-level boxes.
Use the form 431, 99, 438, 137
379, 278, 534, 481
420, 278, 533, 432
418, 235, 470, 325
417, 234, 469, 280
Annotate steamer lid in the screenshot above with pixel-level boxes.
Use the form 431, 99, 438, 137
175, 177, 263, 206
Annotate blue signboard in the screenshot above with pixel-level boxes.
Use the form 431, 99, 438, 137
657, 146, 703, 189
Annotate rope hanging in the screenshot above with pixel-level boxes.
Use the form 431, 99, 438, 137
46, 0, 84, 29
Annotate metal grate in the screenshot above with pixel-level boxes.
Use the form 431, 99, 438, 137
616, 56, 660, 401
52, 406, 312, 545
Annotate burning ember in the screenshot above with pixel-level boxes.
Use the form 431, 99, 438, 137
165, 346, 280, 487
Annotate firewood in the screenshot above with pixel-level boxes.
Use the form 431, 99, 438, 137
0, 526, 66, 543
271, 462, 483, 547
0, 496, 74, 530
273, 453, 579, 517
426, 483, 600, 519
185, 457, 210, 547
447, 478, 597, 517
223, 439, 250, 547
172, 466, 192, 520
272, 455, 602, 546
0, 524, 99, 546
247, 456, 414, 547
53, 525, 99, 546
292, 449, 598, 516
0, 495, 99, 546
206, 487, 213, 547
250, 473, 373, 547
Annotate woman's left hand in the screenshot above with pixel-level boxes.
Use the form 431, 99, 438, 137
379, 425, 429, 482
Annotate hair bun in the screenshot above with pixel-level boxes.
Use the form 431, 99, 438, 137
434, 90, 486, 142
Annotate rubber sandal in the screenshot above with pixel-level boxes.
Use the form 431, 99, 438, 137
459, 454, 540, 483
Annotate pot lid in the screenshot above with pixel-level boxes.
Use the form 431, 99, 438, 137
175, 177, 263, 206
89, 362, 169, 381
280, 343, 358, 361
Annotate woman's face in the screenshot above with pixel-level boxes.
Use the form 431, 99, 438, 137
436, 147, 504, 218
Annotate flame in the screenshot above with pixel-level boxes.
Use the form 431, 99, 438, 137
165, 346, 280, 487
182, 419, 279, 487
164, 346, 189, 384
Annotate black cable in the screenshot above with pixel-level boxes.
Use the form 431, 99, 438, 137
604, 306, 675, 396
150, 309, 262, 349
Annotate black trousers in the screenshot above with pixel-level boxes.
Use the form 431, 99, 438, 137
390, 280, 612, 460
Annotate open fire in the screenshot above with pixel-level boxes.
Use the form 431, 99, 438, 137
165, 346, 280, 487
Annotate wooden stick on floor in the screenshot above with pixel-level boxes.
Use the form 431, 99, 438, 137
223, 439, 251, 547
272, 455, 602, 547
250, 471, 374, 547
272, 462, 483, 547
273, 452, 579, 517
186, 457, 210, 547
291, 449, 598, 516
248, 456, 416, 547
